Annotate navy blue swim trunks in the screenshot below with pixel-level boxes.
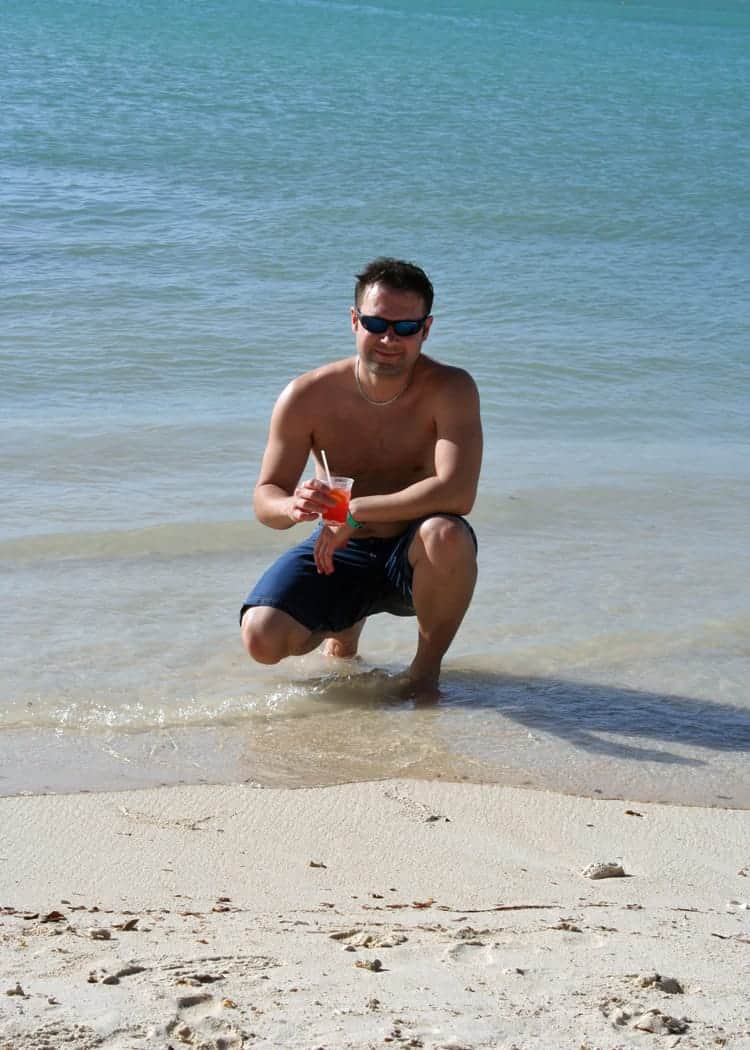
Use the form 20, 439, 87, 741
240, 514, 477, 635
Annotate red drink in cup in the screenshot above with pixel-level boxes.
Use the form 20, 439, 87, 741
321, 476, 354, 524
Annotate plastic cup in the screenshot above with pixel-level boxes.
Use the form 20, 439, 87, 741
321, 476, 353, 524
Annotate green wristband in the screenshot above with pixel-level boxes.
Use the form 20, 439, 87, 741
346, 510, 362, 529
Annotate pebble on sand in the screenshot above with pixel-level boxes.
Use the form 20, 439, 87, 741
632, 1009, 689, 1034
638, 972, 684, 994
580, 861, 627, 880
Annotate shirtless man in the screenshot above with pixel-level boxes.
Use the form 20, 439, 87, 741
239, 257, 482, 692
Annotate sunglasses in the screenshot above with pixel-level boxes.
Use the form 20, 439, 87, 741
355, 308, 428, 338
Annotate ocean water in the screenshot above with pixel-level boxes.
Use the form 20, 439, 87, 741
2, 0, 749, 805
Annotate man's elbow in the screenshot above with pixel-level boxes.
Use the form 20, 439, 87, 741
451, 484, 478, 517
253, 486, 282, 529
252, 488, 265, 521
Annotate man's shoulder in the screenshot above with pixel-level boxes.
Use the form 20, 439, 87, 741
419, 355, 478, 395
278, 358, 353, 402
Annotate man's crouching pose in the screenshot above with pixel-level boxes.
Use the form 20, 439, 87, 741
240, 257, 482, 693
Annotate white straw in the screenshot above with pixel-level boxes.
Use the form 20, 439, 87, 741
320, 449, 333, 488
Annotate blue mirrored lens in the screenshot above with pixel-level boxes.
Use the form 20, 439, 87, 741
392, 320, 422, 336
358, 313, 424, 336
359, 315, 389, 334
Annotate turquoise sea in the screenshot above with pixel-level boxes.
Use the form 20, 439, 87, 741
2, 0, 749, 804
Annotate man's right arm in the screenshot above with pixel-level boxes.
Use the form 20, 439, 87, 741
253, 379, 333, 529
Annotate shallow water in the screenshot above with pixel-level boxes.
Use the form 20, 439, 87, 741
3, 444, 748, 806
2, 0, 748, 803
3, 662, 749, 807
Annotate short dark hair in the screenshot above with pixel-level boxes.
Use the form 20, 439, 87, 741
354, 257, 434, 315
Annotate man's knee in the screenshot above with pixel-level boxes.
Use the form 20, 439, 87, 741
412, 515, 476, 571
241, 606, 291, 665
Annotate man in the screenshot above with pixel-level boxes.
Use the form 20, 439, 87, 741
240, 257, 482, 693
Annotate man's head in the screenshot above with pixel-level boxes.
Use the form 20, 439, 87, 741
351, 259, 434, 381
354, 258, 434, 316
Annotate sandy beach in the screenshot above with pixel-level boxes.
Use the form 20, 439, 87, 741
1, 779, 748, 1049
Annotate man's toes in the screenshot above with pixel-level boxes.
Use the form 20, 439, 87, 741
323, 639, 359, 658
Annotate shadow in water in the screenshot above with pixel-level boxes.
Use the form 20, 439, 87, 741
440, 670, 750, 766
301, 666, 750, 768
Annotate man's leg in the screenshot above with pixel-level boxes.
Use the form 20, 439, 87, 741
241, 607, 366, 664
407, 516, 477, 689
322, 618, 366, 658
241, 606, 321, 663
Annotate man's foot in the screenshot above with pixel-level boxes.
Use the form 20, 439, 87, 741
322, 618, 366, 659
391, 666, 441, 702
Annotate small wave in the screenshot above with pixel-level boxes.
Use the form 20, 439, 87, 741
0, 520, 269, 564
1, 664, 417, 735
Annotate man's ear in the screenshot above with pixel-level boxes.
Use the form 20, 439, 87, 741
350, 305, 359, 333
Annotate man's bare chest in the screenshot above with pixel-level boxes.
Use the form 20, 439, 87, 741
312, 405, 436, 491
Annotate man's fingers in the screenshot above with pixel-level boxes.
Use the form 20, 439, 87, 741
292, 481, 335, 521
314, 529, 337, 575
300, 480, 336, 506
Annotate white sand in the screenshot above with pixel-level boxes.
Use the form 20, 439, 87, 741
1, 780, 749, 1049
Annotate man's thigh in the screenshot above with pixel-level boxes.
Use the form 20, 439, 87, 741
240, 532, 391, 634
406, 514, 478, 567
382, 514, 477, 605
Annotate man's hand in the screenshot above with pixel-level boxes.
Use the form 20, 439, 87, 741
314, 522, 357, 574
287, 477, 336, 524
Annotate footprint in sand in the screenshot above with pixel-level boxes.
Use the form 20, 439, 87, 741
164, 991, 244, 1048
383, 785, 448, 823
443, 940, 498, 966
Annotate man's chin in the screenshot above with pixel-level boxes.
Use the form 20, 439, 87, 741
367, 358, 406, 377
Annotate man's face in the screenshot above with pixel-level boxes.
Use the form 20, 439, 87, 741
351, 282, 432, 379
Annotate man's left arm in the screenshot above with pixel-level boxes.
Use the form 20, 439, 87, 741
352, 368, 482, 522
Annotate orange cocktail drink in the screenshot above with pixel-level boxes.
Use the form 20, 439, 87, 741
321, 476, 354, 524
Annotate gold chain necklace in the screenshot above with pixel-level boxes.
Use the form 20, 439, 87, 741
355, 357, 411, 406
